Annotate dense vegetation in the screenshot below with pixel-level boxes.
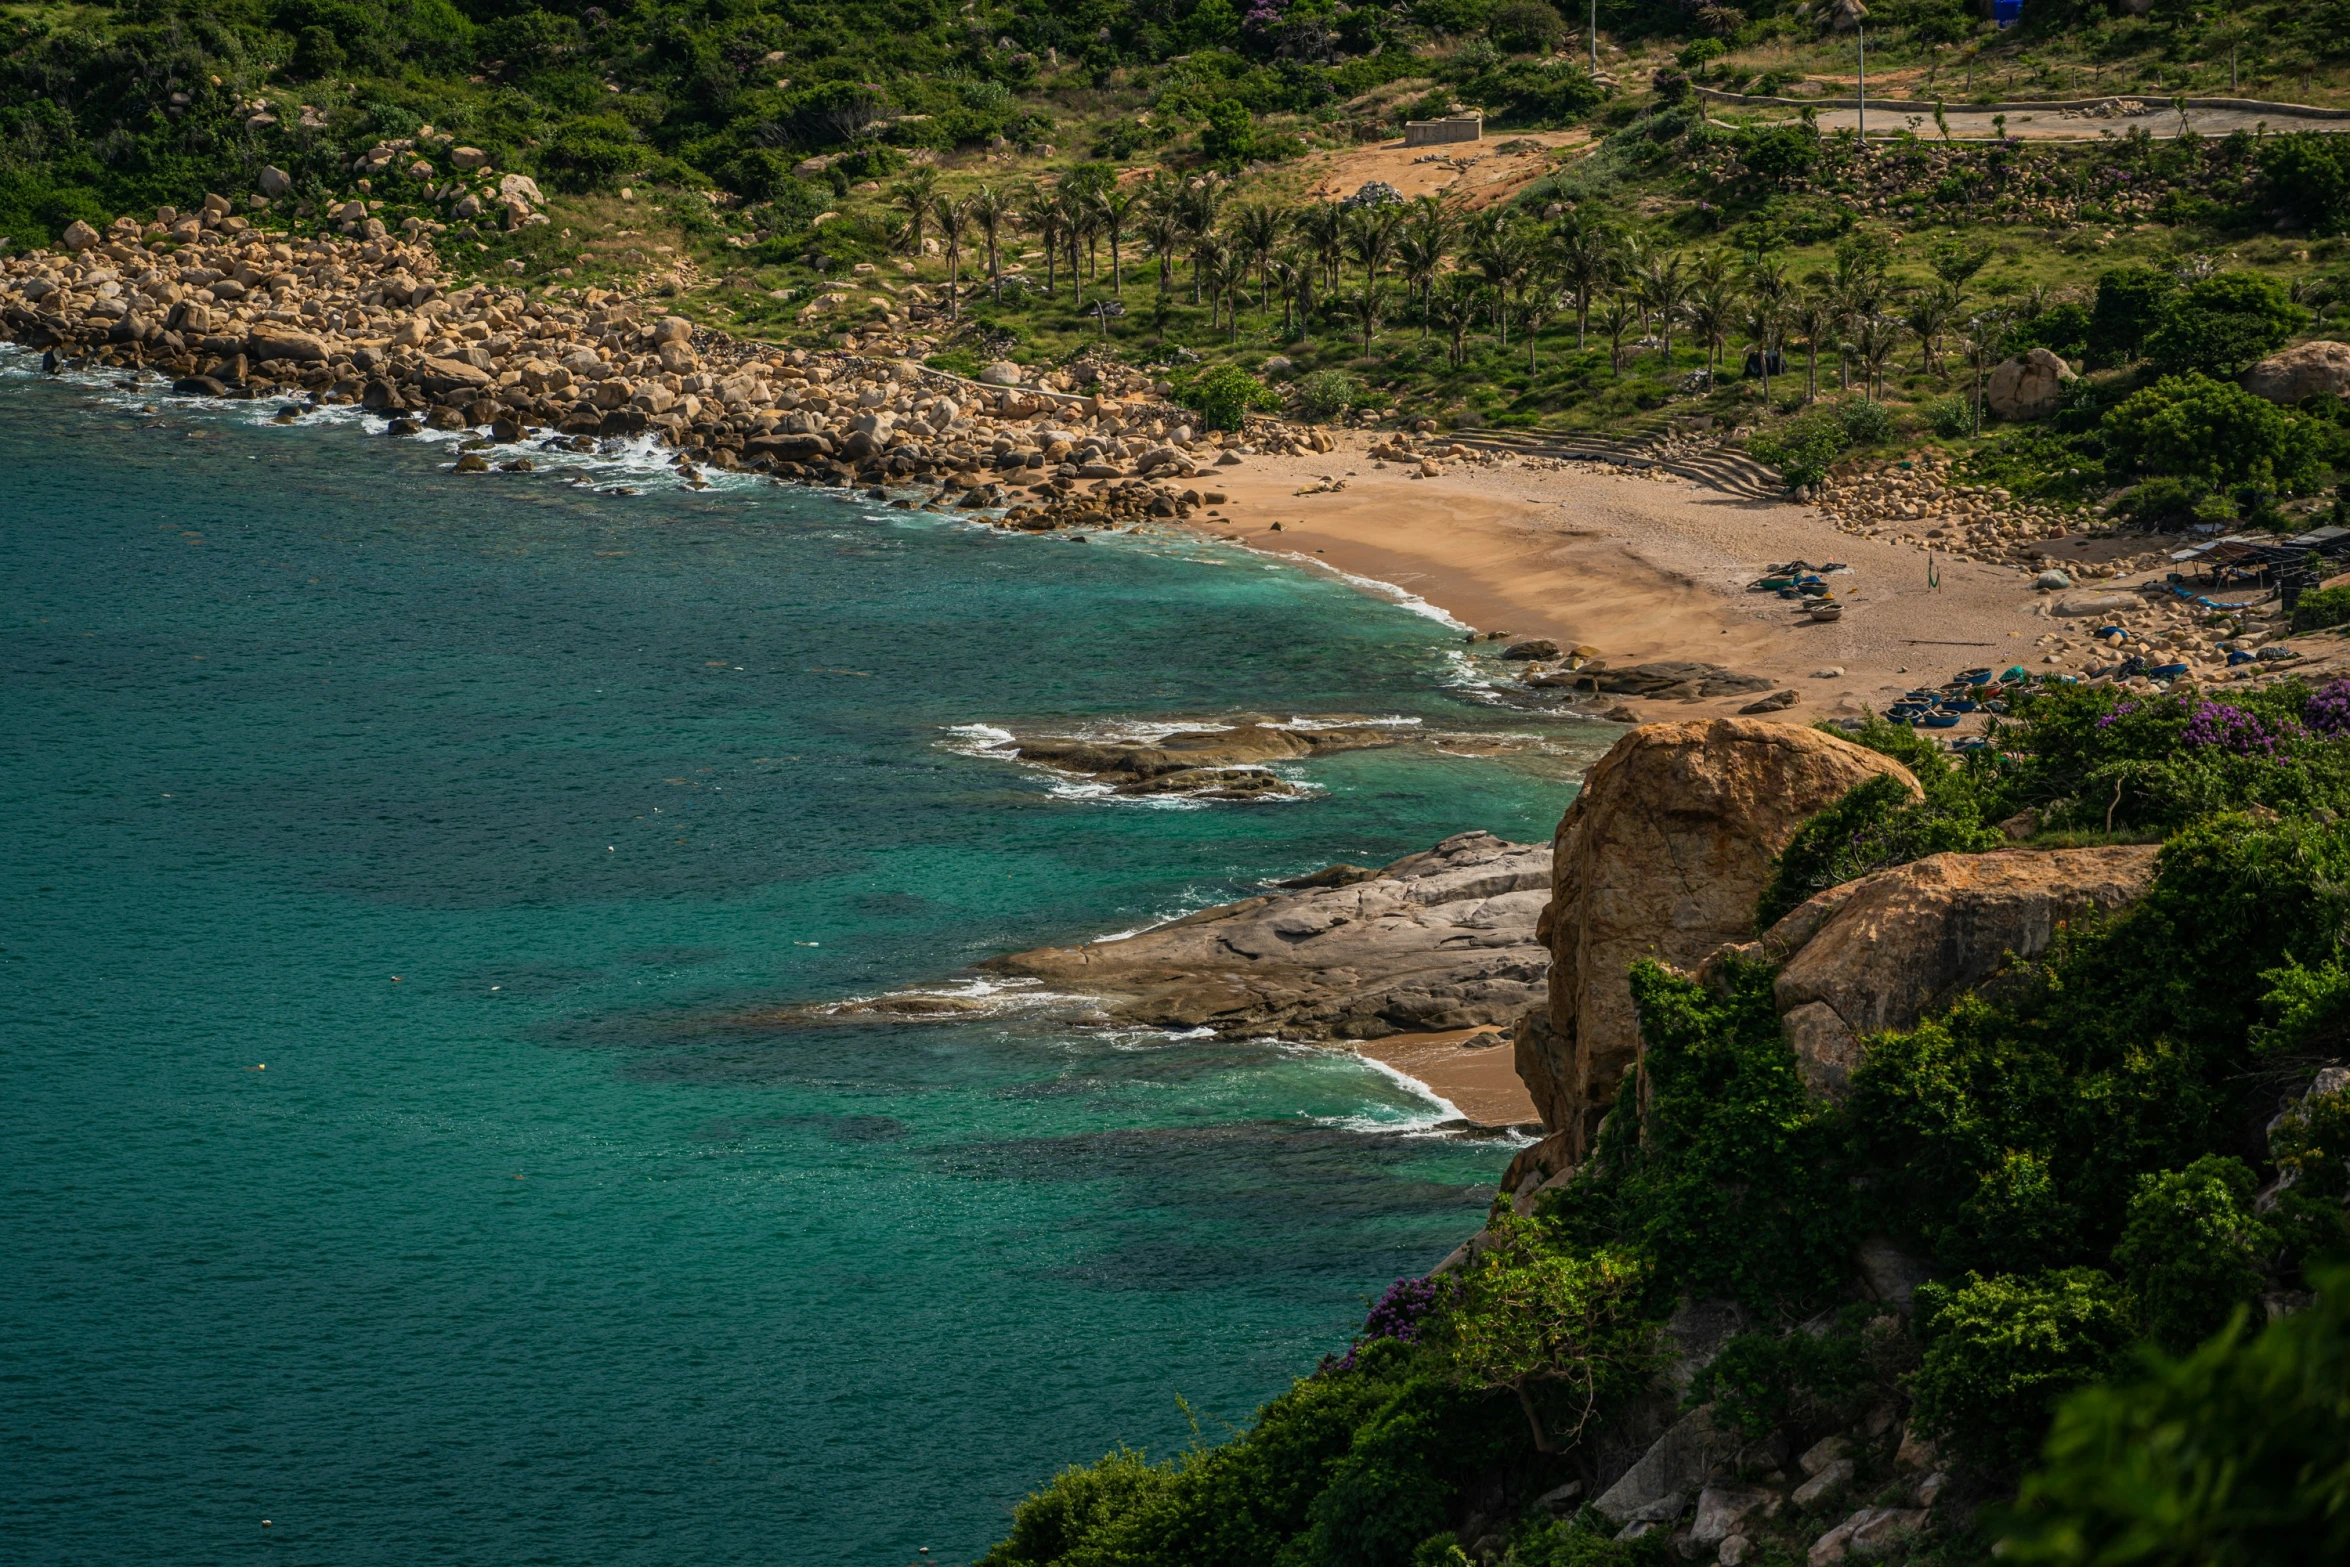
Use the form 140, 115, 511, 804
14, 0, 2350, 515
984, 679, 2350, 1566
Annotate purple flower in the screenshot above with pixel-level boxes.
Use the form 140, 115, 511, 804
2094, 700, 2141, 729
2306, 679, 2350, 739
1334, 1276, 1449, 1371
2181, 700, 2302, 756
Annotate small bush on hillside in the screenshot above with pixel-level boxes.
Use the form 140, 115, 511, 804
2258, 130, 2350, 235
2115, 1156, 2272, 1354
2101, 374, 2326, 494
1293, 369, 1364, 421
1488, 0, 1565, 53
1926, 394, 1977, 437
2145, 272, 2309, 379
1748, 411, 1850, 487
1840, 398, 1896, 446
1174, 364, 1280, 430
2292, 585, 2350, 632
2117, 475, 2235, 531
1909, 1268, 2138, 1473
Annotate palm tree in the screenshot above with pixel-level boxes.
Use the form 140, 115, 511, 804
1635, 251, 1689, 368
1026, 191, 1064, 298
1395, 225, 1446, 334
1466, 220, 1532, 347
1345, 204, 1403, 293
1683, 282, 1738, 384
1792, 291, 1835, 403
1231, 203, 1290, 304
1904, 283, 1961, 376
1555, 219, 1613, 350
1690, 248, 1736, 294
1178, 180, 1223, 303
1296, 201, 1347, 294
1194, 235, 1236, 335
1093, 186, 1135, 297
1430, 275, 1482, 368
1058, 188, 1091, 309
969, 184, 1008, 301
1855, 313, 1902, 401
1745, 296, 1789, 404
1267, 253, 1309, 339
1349, 282, 1388, 352
892, 166, 939, 254
1596, 292, 1637, 377
1139, 202, 1185, 295
1520, 283, 1563, 374
931, 193, 971, 319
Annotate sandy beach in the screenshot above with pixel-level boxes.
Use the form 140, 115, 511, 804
1355, 1029, 1541, 1129
1186, 436, 2065, 725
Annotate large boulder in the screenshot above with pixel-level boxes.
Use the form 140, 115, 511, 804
60, 219, 99, 251
416, 355, 493, 396
248, 324, 329, 363
1719, 844, 2162, 1096
983, 831, 1551, 1040
2242, 340, 2350, 404
1520, 720, 1918, 1152
1986, 347, 2077, 421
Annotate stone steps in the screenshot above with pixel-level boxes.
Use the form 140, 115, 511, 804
1444, 427, 1787, 501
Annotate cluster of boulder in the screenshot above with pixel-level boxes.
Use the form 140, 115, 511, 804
0, 207, 1344, 497
1805, 451, 2129, 574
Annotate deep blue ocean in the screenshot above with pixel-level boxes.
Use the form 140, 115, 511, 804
0, 359, 1608, 1565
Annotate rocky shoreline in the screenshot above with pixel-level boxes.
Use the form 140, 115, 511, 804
0, 205, 1338, 527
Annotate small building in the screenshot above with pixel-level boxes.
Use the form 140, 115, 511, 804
1403, 113, 1483, 147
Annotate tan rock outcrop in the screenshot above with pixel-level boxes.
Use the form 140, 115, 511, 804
1986, 347, 2077, 421
1737, 844, 2161, 1096
1521, 720, 1918, 1150
2241, 340, 2350, 404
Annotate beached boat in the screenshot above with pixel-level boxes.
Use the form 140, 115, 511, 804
1808, 601, 1843, 622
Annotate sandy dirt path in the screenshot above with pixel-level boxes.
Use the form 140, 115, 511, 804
1354, 1029, 1540, 1128
1185, 438, 2059, 725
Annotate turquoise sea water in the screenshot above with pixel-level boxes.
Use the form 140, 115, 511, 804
0, 360, 1606, 1565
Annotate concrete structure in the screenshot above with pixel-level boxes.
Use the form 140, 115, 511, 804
1403, 113, 1482, 147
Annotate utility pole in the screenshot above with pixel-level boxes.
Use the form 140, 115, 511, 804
1590, 0, 1597, 74
1858, 23, 1866, 143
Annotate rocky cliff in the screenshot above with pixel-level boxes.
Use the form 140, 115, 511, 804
1516, 719, 1919, 1157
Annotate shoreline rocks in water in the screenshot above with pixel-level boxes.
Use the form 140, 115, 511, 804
984, 830, 1551, 1040
985, 718, 1406, 799
0, 205, 1331, 523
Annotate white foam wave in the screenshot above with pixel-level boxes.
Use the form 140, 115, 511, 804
1270, 552, 1472, 630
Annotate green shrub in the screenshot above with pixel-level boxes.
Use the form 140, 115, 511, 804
1200, 98, 1257, 170
1293, 369, 1363, 420
986, 1447, 1174, 1566
2117, 475, 2234, 531
2101, 374, 2325, 494
1909, 1268, 2138, 1473
2258, 130, 2350, 235
1488, 0, 1566, 53
2145, 272, 2309, 380
1438, 1217, 1656, 1452
1757, 722, 2004, 929
1840, 398, 1896, 446
2293, 584, 2350, 632
1686, 1310, 1896, 1443
1174, 364, 1281, 430
2001, 1263, 2350, 1563
2007, 301, 2092, 361
2115, 1156, 2272, 1354
1748, 410, 1850, 487
1739, 124, 1822, 189
1925, 393, 1977, 437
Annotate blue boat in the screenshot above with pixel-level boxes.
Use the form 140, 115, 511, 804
2150, 663, 2191, 680
1921, 712, 1963, 728
1943, 699, 1979, 714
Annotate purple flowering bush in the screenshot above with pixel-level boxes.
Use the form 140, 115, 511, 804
2180, 701, 2304, 757
2305, 679, 2350, 739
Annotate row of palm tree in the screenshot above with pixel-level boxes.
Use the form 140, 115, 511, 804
880, 168, 1999, 405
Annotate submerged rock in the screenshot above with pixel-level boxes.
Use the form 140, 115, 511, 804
985, 831, 1550, 1040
